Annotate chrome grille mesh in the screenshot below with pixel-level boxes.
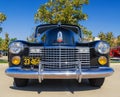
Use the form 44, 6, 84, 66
29, 47, 90, 70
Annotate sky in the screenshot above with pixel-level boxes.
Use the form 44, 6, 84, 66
0, 0, 120, 40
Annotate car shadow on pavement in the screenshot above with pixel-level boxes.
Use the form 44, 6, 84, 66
10, 79, 99, 94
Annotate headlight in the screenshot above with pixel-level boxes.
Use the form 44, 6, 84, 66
95, 41, 110, 54
9, 42, 24, 54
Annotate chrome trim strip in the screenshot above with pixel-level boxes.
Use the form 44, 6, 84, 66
5, 67, 114, 80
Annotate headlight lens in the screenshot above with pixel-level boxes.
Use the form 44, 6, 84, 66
9, 42, 24, 54
95, 42, 110, 54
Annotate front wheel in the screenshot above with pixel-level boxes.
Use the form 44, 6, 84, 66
89, 78, 105, 87
14, 78, 28, 87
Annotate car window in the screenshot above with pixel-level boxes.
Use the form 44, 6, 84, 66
35, 32, 46, 43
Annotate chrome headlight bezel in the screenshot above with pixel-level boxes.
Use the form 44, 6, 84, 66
95, 41, 110, 54
9, 42, 24, 54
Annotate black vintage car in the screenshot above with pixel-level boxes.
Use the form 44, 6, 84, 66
5, 24, 114, 87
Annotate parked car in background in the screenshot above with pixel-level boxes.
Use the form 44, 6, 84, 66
3, 51, 8, 56
0, 50, 3, 57
110, 46, 120, 58
5, 24, 114, 88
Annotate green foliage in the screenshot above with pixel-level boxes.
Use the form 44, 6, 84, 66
0, 33, 17, 51
117, 35, 120, 46
2, 33, 10, 51
80, 26, 93, 41
0, 13, 6, 23
34, 0, 92, 40
35, 0, 88, 24
98, 32, 114, 47
0, 13, 6, 33
26, 32, 35, 42
0, 59, 8, 63
0, 37, 3, 50
106, 32, 114, 47
98, 32, 106, 41
10, 38, 17, 43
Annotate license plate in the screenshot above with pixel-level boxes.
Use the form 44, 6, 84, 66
23, 57, 40, 65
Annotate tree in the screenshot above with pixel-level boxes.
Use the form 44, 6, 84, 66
0, 13, 6, 33
0, 13, 6, 23
0, 37, 3, 50
2, 33, 10, 51
117, 35, 120, 46
98, 32, 115, 47
0, 35, 17, 50
26, 32, 35, 42
106, 32, 114, 47
34, 0, 92, 40
80, 26, 93, 41
98, 32, 106, 41
10, 38, 17, 43
35, 0, 88, 24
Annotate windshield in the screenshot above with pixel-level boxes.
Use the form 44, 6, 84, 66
45, 28, 75, 46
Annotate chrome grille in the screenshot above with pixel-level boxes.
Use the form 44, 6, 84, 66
29, 47, 90, 70
42, 48, 78, 70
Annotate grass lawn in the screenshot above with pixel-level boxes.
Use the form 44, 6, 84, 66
110, 60, 120, 63
0, 59, 8, 63
110, 58, 120, 63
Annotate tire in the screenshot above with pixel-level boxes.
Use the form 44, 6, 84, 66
14, 78, 28, 87
89, 78, 105, 87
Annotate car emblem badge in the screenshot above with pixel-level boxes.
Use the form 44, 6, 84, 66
57, 31, 63, 43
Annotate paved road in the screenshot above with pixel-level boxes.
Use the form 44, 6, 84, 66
0, 63, 120, 97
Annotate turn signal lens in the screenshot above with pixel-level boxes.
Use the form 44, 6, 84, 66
12, 56, 21, 65
98, 56, 107, 65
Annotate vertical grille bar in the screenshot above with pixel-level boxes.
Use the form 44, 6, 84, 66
59, 47, 61, 69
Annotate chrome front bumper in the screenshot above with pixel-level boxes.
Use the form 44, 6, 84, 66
5, 67, 114, 83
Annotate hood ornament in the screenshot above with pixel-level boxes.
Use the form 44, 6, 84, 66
57, 31, 63, 43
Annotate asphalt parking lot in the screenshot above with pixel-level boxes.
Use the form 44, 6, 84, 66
0, 63, 120, 97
